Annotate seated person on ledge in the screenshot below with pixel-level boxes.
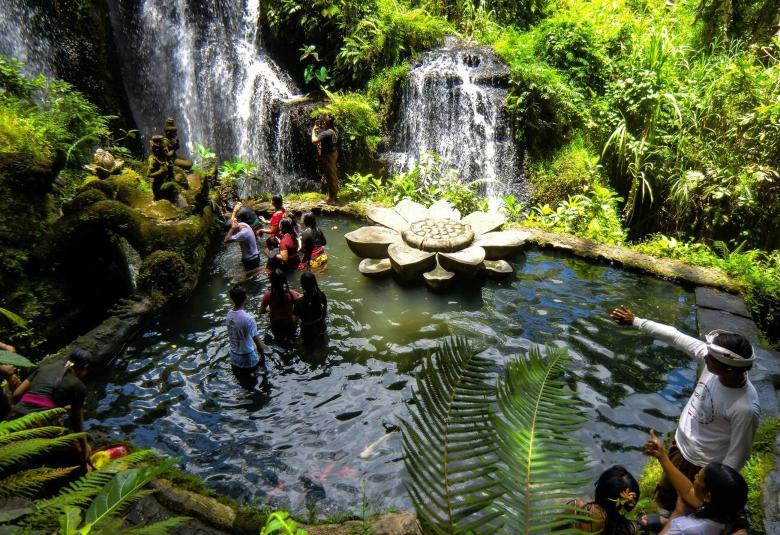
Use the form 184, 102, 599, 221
9, 349, 93, 464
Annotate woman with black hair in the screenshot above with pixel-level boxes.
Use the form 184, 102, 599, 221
566, 465, 639, 534
299, 212, 327, 269
294, 272, 327, 343
267, 217, 299, 272
645, 430, 749, 534
260, 269, 300, 341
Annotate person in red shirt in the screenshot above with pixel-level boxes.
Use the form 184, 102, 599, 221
258, 194, 286, 250
260, 269, 300, 342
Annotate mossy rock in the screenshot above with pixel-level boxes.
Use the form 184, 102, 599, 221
159, 181, 183, 204
137, 250, 188, 295
78, 178, 117, 199
62, 189, 108, 214
105, 169, 151, 208
232, 508, 269, 535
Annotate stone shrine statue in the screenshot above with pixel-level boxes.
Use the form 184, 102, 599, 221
162, 117, 192, 170
148, 135, 173, 200
84, 148, 124, 179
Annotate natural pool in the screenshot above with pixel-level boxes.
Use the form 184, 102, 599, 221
87, 215, 698, 515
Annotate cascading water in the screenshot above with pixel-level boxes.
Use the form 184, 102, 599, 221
387, 37, 524, 199
107, 0, 305, 196
0, 0, 56, 77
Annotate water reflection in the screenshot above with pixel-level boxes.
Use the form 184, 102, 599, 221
88, 216, 696, 514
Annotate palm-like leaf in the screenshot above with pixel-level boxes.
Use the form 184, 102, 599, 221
0, 433, 86, 469
492, 346, 589, 533
0, 426, 70, 446
0, 408, 66, 435
0, 466, 78, 498
402, 337, 503, 534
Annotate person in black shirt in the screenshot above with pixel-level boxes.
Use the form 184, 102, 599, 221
10, 349, 93, 463
294, 272, 327, 343
311, 115, 339, 204
299, 212, 327, 268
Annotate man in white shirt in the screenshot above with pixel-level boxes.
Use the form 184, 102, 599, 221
611, 306, 759, 512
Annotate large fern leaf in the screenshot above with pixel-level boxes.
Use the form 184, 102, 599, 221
0, 426, 70, 446
0, 408, 67, 435
0, 466, 78, 498
492, 346, 589, 533
0, 433, 86, 469
402, 337, 503, 534
121, 516, 190, 535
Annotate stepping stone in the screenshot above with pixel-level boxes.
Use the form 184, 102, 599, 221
474, 229, 529, 259
695, 287, 751, 318
483, 259, 513, 278
359, 258, 392, 278
388, 242, 436, 281
460, 210, 505, 236
344, 226, 401, 259
423, 261, 455, 290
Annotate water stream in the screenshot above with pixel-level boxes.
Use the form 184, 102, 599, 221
0, 0, 56, 77
386, 38, 523, 199
106, 0, 302, 196
88, 215, 697, 515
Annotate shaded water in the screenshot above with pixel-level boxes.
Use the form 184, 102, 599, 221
88, 215, 697, 515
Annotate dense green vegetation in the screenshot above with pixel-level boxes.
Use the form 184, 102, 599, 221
257, 0, 780, 342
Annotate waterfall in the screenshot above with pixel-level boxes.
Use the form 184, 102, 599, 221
107, 0, 305, 196
387, 37, 523, 199
0, 0, 56, 77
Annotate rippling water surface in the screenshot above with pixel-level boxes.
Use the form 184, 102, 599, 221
88, 215, 697, 515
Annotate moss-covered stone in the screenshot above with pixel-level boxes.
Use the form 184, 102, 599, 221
78, 178, 117, 199
160, 181, 183, 204
137, 250, 189, 295
62, 188, 108, 214
106, 168, 152, 208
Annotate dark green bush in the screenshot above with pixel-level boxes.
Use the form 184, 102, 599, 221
527, 136, 599, 206
137, 250, 188, 295
534, 20, 609, 94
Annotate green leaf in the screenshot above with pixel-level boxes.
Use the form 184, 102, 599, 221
121, 517, 190, 535
58, 506, 82, 535
0, 408, 67, 436
0, 308, 26, 329
83, 463, 166, 528
0, 350, 34, 367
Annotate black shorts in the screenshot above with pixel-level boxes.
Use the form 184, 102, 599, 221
242, 255, 261, 270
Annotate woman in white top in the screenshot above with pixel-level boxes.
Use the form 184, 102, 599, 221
644, 431, 749, 535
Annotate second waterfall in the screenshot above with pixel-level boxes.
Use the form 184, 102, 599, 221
108, 0, 304, 196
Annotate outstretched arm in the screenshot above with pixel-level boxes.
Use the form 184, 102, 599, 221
611, 306, 708, 361
645, 430, 702, 509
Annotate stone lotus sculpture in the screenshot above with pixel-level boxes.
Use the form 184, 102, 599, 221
84, 148, 124, 179
345, 199, 529, 289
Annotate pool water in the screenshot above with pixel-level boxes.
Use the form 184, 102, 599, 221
87, 215, 698, 515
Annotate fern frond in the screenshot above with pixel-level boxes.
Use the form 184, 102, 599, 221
0, 466, 78, 499
0, 432, 86, 469
0, 426, 69, 446
0, 408, 67, 435
121, 517, 190, 535
492, 346, 589, 534
402, 337, 503, 534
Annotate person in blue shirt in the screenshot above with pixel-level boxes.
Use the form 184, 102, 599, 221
225, 285, 266, 389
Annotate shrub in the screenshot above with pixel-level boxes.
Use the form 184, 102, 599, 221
315, 90, 382, 153
366, 63, 410, 127
527, 136, 599, 206
137, 250, 189, 295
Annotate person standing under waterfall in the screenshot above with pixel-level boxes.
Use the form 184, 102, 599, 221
610, 306, 759, 516
224, 209, 261, 271
311, 115, 339, 204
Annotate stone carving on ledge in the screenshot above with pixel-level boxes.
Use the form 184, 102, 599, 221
345, 199, 529, 289
84, 148, 124, 179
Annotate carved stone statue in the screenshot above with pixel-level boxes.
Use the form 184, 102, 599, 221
148, 135, 173, 200
162, 117, 192, 170
84, 148, 124, 179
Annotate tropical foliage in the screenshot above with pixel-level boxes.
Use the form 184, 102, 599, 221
403, 338, 588, 533
0, 408, 186, 533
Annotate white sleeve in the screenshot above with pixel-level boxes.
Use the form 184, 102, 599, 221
633, 317, 708, 362
722, 403, 760, 471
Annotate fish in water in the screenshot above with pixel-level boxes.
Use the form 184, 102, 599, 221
359, 431, 396, 460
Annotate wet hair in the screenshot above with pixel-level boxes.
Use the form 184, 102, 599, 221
279, 217, 294, 237
592, 465, 639, 535
69, 348, 93, 369
270, 269, 291, 310
694, 463, 748, 524
229, 285, 247, 307
712, 332, 753, 361
302, 212, 317, 229
320, 114, 335, 129
236, 207, 252, 224
272, 194, 283, 210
